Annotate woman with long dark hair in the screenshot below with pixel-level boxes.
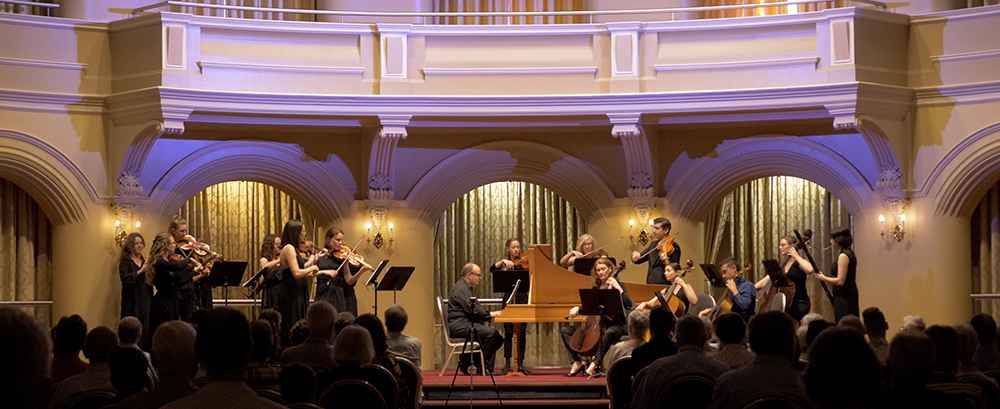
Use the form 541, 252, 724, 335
119, 232, 152, 347
148, 232, 204, 335
258, 234, 282, 310
277, 220, 320, 346
812, 227, 858, 322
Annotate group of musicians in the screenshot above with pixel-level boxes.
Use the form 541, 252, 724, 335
446, 217, 859, 378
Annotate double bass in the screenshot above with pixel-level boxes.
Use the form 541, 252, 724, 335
568, 261, 626, 356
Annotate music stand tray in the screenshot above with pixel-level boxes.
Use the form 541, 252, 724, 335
204, 261, 248, 288
700, 263, 726, 287
376, 266, 415, 303
365, 259, 390, 287
573, 258, 616, 276
578, 288, 626, 318
761, 259, 791, 287
492, 270, 530, 295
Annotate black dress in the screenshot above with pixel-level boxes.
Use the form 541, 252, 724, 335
119, 257, 153, 347
559, 284, 633, 367
260, 264, 282, 311
315, 255, 347, 313
173, 247, 200, 321
784, 261, 811, 322
831, 247, 859, 322
149, 257, 196, 336
278, 254, 309, 346
489, 263, 528, 366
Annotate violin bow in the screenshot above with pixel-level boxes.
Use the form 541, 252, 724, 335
580, 236, 624, 258
334, 236, 367, 273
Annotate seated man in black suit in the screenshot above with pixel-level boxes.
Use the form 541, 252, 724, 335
447, 263, 503, 375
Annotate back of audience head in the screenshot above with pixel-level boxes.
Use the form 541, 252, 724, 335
355, 313, 389, 356
803, 326, 882, 408
805, 320, 834, 352
53, 314, 87, 355
151, 320, 198, 378
838, 315, 865, 334
306, 300, 338, 341
251, 319, 275, 362
331, 325, 374, 367
85, 326, 119, 364
280, 363, 316, 404
334, 311, 356, 335
749, 311, 796, 360
118, 316, 142, 346
969, 313, 997, 346
924, 325, 959, 374
900, 315, 926, 332
289, 319, 310, 346
648, 305, 676, 338
0, 307, 52, 409
889, 330, 936, 385
258, 308, 282, 351
109, 347, 149, 399
862, 307, 888, 339
627, 309, 650, 340
188, 308, 209, 329
196, 307, 251, 379
953, 323, 979, 369
384, 304, 409, 333
714, 312, 746, 346
675, 315, 709, 348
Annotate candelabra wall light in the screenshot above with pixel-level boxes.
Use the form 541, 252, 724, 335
629, 219, 654, 246
115, 220, 141, 247
878, 213, 905, 242
366, 222, 394, 249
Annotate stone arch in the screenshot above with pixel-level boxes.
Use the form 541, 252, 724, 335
0, 130, 95, 225
406, 141, 616, 222
666, 136, 870, 221
926, 122, 1000, 217
148, 141, 355, 221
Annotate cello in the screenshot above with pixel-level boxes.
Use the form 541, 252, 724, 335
638, 259, 695, 317
568, 261, 626, 356
706, 262, 752, 321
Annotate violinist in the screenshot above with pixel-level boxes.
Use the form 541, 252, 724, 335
753, 235, 812, 321
811, 227, 858, 322
699, 258, 756, 323
631, 217, 682, 285
147, 232, 205, 336
316, 227, 372, 317
636, 262, 698, 313
119, 232, 152, 348
559, 257, 633, 378
169, 216, 209, 321
257, 234, 282, 310
489, 238, 528, 373
277, 219, 322, 346
559, 234, 596, 268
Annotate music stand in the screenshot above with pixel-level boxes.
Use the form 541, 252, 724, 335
578, 288, 626, 318
573, 257, 616, 276
762, 259, 791, 287
506, 279, 522, 305
700, 263, 726, 287
203, 261, 248, 306
376, 266, 414, 304
364, 260, 390, 313
492, 269, 530, 304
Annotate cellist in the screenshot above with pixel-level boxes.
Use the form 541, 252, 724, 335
631, 217, 681, 285
559, 257, 633, 378
699, 258, 756, 323
636, 262, 698, 314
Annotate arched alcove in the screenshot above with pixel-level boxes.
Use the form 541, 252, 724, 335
0, 130, 94, 225
925, 122, 1000, 217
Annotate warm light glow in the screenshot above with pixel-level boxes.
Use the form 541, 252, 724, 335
135, 221, 140, 230
629, 219, 634, 226
649, 219, 654, 226
878, 215, 884, 222
900, 214, 905, 222
366, 222, 372, 229
388, 222, 393, 229
115, 220, 120, 227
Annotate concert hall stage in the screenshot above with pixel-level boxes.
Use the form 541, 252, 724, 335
422, 367, 609, 408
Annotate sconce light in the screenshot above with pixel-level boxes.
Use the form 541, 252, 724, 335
366, 221, 394, 249
629, 218, 653, 246
879, 213, 905, 242
115, 220, 141, 247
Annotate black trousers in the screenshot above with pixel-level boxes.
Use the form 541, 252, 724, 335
455, 323, 504, 371
503, 322, 527, 364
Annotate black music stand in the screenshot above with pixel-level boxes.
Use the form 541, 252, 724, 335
376, 266, 414, 304
573, 257, 616, 276
700, 263, 726, 287
203, 261, 248, 306
364, 260, 390, 314
578, 288, 626, 318
492, 269, 529, 304
762, 259, 792, 287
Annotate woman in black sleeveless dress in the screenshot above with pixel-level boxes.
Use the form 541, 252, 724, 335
813, 227, 858, 322
315, 227, 371, 316
277, 220, 320, 346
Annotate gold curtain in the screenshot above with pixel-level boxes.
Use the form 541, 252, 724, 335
972, 183, 1000, 316
178, 181, 320, 316
703, 176, 851, 321
434, 181, 586, 367
0, 178, 52, 325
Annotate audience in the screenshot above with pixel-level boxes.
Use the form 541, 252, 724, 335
802, 319, 834, 363
50, 325, 119, 409
331, 325, 375, 368
118, 316, 157, 384
109, 347, 150, 402
838, 314, 866, 334
630, 305, 678, 374
970, 313, 1000, 371
631, 315, 728, 409
51, 314, 89, 383
161, 307, 285, 409
279, 364, 316, 404
110, 320, 199, 409
333, 311, 356, 336
606, 309, 649, 367
288, 318, 310, 347
0, 307, 53, 409
247, 319, 281, 392
925, 325, 961, 383
796, 312, 823, 363
257, 308, 283, 363
900, 314, 927, 332
803, 326, 883, 408
355, 313, 409, 409
281, 301, 338, 373
882, 330, 964, 408
385, 304, 423, 369
710, 311, 811, 409
709, 312, 754, 369
954, 323, 1000, 408
862, 307, 890, 364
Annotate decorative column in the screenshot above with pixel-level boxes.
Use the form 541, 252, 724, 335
609, 113, 656, 229
366, 115, 411, 232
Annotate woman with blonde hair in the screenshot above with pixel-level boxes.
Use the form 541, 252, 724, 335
560, 234, 596, 268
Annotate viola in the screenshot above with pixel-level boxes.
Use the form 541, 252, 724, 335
178, 235, 212, 256
569, 261, 626, 355
509, 253, 529, 269
331, 245, 365, 267
581, 249, 609, 259
299, 240, 321, 257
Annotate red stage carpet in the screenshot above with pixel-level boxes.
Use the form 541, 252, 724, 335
422, 367, 610, 408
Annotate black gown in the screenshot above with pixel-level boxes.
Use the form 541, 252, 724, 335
119, 257, 153, 347
260, 264, 282, 311
149, 257, 196, 336
784, 261, 811, 321
560, 284, 633, 367
315, 255, 347, 313
278, 254, 309, 346
831, 247, 859, 322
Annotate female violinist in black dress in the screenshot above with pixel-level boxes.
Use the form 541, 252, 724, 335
489, 238, 528, 373
258, 234, 282, 310
812, 227, 858, 322
754, 235, 813, 321
119, 233, 152, 347
315, 227, 371, 316
148, 232, 204, 335
277, 220, 321, 346
559, 257, 632, 378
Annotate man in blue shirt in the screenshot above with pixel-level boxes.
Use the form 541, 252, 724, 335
700, 258, 756, 323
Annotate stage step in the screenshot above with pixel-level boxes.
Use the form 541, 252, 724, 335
422, 369, 609, 408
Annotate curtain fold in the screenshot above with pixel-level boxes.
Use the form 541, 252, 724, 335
434, 181, 586, 367
0, 178, 52, 325
972, 183, 1000, 316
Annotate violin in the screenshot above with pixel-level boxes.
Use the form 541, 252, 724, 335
509, 253, 529, 270
169, 252, 220, 272
707, 262, 751, 321
331, 245, 365, 267
298, 240, 321, 257
657, 234, 677, 259
641, 259, 694, 317
581, 249, 609, 259
177, 235, 212, 256
569, 261, 626, 355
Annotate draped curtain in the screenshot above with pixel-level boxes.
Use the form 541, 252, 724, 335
703, 176, 851, 321
972, 183, 1000, 316
178, 181, 320, 316
434, 181, 586, 367
0, 178, 52, 325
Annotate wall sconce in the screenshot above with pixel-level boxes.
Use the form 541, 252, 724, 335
879, 213, 905, 242
630, 219, 653, 246
366, 221, 394, 249
115, 220, 140, 247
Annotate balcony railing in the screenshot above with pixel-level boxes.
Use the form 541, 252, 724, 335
0, 0, 57, 16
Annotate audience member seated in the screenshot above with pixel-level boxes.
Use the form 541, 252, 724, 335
118, 317, 157, 384
709, 312, 754, 370
803, 326, 883, 409
925, 325, 962, 384
331, 325, 375, 368
384, 304, 422, 370
51, 315, 89, 383
630, 305, 678, 374
970, 313, 1000, 372
606, 309, 648, 368
838, 314, 865, 334
801, 319, 834, 363
289, 319, 310, 347
709, 311, 811, 409
0, 307, 53, 409
954, 323, 1000, 408
279, 364, 316, 405
109, 347, 150, 402
355, 313, 409, 409
161, 307, 285, 409
247, 319, 281, 392
862, 307, 890, 364
900, 314, 926, 332
281, 301, 338, 373
631, 315, 729, 409
50, 325, 119, 409
795, 313, 823, 363
882, 330, 966, 409
257, 309, 283, 364
110, 321, 199, 409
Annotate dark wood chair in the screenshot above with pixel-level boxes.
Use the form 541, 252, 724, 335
65, 390, 116, 409
396, 357, 423, 409
319, 379, 387, 409
926, 381, 988, 409
656, 373, 716, 409
607, 356, 633, 409
359, 364, 399, 409
255, 388, 286, 405
742, 396, 813, 409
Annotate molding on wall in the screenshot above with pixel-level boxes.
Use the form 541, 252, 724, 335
931, 49, 1000, 64
0, 88, 104, 115
654, 56, 819, 72
407, 23, 604, 36
197, 60, 365, 75
914, 80, 1000, 107
923, 121, 1000, 217
0, 12, 106, 31
911, 4, 1000, 24
0, 56, 88, 73
421, 67, 598, 76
